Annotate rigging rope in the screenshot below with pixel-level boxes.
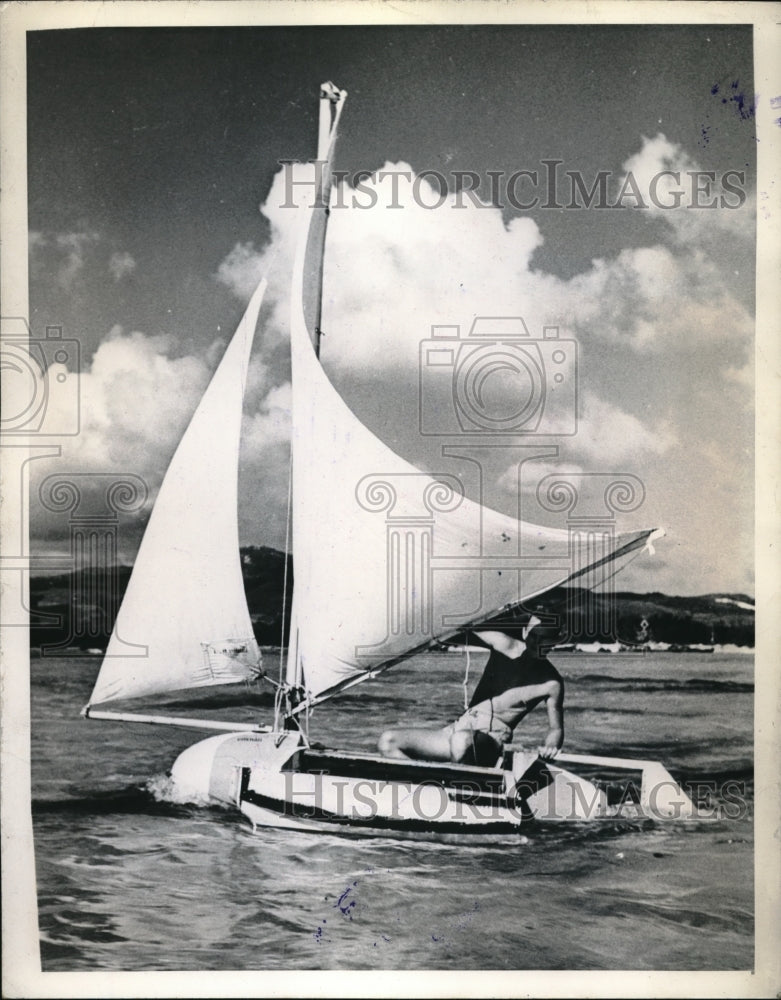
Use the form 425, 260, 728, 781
462, 642, 471, 711
460, 638, 483, 765
587, 542, 648, 594
274, 442, 294, 731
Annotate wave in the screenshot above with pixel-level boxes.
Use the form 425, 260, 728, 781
677, 763, 753, 786
31, 784, 207, 818
129, 687, 275, 711
577, 675, 753, 693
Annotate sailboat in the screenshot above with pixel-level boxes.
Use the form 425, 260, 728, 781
83, 83, 696, 837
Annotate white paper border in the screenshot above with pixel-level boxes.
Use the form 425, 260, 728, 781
2, 2, 778, 997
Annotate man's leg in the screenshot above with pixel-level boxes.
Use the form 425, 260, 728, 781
449, 729, 503, 767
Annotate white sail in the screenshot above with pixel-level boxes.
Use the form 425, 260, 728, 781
289, 225, 655, 704
87, 279, 267, 705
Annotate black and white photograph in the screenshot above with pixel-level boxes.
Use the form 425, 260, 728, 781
1, 2, 779, 996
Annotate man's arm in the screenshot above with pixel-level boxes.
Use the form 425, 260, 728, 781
539, 680, 564, 759
473, 629, 525, 658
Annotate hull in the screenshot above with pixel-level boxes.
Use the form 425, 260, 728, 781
170, 731, 617, 839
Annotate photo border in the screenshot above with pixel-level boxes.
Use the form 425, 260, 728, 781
2, 2, 778, 997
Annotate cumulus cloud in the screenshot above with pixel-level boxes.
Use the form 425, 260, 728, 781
29, 230, 47, 252
216, 241, 265, 300
619, 132, 755, 243
568, 392, 676, 465
54, 230, 100, 290
217, 162, 551, 365
243, 381, 291, 450
30, 229, 143, 291
564, 244, 754, 350
108, 250, 136, 282
40, 327, 211, 472
30, 327, 294, 552
74, 329, 285, 472
36, 132, 751, 583
498, 459, 584, 498
322, 165, 547, 373
218, 148, 752, 377
492, 391, 674, 513
207, 151, 749, 547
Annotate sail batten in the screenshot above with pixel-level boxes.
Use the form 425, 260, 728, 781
87, 278, 267, 706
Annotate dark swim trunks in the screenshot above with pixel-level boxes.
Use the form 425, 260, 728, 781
445, 705, 513, 744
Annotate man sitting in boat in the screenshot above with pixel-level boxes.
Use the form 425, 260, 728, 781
377, 617, 564, 768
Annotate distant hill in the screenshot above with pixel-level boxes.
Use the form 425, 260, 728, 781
240, 545, 293, 644
542, 587, 754, 648
28, 546, 754, 653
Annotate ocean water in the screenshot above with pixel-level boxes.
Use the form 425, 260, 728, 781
31, 650, 753, 972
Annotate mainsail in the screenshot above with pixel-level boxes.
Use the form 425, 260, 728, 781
86, 279, 267, 705
287, 96, 658, 706
289, 243, 655, 705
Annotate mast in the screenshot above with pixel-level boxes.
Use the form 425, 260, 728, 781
283, 82, 347, 716
311, 81, 347, 359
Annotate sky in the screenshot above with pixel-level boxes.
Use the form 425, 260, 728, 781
24, 23, 756, 596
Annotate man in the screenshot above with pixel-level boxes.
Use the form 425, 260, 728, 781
377, 617, 564, 767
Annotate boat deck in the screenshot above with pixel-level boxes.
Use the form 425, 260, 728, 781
282, 747, 524, 795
